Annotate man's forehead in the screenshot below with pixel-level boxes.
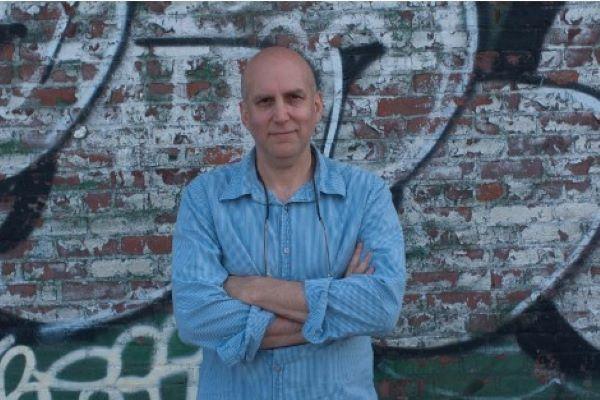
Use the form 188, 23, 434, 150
241, 47, 317, 97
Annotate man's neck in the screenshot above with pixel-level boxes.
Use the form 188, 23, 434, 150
256, 148, 314, 203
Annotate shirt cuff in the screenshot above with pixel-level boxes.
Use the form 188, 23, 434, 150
302, 277, 332, 344
217, 305, 275, 365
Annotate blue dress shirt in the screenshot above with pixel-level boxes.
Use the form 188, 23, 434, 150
172, 145, 406, 400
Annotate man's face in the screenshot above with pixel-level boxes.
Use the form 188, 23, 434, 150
240, 50, 323, 164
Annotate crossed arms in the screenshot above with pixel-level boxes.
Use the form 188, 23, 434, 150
172, 179, 405, 366
224, 242, 374, 349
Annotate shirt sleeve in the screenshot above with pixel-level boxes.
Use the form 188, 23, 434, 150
302, 179, 406, 344
172, 184, 275, 365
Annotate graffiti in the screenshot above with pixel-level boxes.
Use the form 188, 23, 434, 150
0, 1, 598, 398
0, 2, 132, 256
0, 315, 202, 399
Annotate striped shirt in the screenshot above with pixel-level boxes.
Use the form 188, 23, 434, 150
172, 145, 406, 400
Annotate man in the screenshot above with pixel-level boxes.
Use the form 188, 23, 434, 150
172, 46, 406, 399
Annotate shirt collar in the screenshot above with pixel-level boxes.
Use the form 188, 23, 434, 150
218, 143, 346, 202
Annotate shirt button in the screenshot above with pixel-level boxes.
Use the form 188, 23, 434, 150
273, 363, 282, 372
283, 247, 289, 254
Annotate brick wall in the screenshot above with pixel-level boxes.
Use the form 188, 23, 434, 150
0, 2, 598, 398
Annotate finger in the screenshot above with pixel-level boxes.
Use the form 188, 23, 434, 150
345, 242, 363, 277
355, 252, 372, 274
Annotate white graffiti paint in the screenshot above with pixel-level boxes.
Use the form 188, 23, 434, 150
0, 316, 202, 400
0, 3, 129, 175
384, 84, 600, 349
323, 47, 343, 158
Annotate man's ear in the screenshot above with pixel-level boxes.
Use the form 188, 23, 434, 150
239, 100, 249, 128
314, 91, 324, 121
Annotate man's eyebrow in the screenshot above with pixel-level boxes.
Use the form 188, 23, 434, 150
285, 89, 307, 96
251, 88, 307, 101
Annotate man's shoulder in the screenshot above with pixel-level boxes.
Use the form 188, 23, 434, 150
323, 156, 387, 193
184, 160, 243, 198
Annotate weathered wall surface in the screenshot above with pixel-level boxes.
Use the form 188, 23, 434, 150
0, 2, 598, 398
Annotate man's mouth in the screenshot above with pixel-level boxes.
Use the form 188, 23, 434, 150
270, 130, 296, 136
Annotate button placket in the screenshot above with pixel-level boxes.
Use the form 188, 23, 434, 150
281, 204, 290, 277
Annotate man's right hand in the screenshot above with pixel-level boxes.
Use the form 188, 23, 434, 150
344, 242, 374, 277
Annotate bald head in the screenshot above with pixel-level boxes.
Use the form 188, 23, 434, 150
241, 47, 318, 101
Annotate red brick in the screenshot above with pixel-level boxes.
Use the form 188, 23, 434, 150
444, 185, 472, 201
567, 156, 594, 175
1, 263, 15, 277
409, 271, 458, 287
186, 81, 211, 98
148, 82, 173, 96
408, 313, 432, 328
475, 51, 499, 74
121, 236, 145, 255
84, 192, 111, 212
564, 178, 590, 192
81, 63, 97, 80
156, 168, 199, 185
33, 87, 77, 106
481, 159, 543, 179
493, 248, 510, 261
377, 97, 433, 117
19, 64, 37, 81
88, 152, 114, 166
405, 116, 447, 135
64, 21, 78, 37
52, 174, 80, 187
203, 146, 243, 165
8, 283, 36, 298
147, 1, 171, 13
35, 4, 61, 20
131, 171, 146, 189
109, 87, 125, 104
146, 235, 172, 254
328, 34, 343, 47
544, 70, 579, 85
565, 48, 593, 68
498, 290, 531, 306
0, 44, 15, 61
568, 27, 600, 45
50, 69, 77, 83
62, 282, 127, 301
146, 59, 166, 78
476, 182, 504, 201
456, 207, 472, 222
155, 212, 176, 224
25, 262, 84, 280
0, 66, 13, 84
491, 272, 503, 289
89, 19, 105, 38
456, 94, 493, 111
56, 242, 90, 258
466, 249, 484, 260
412, 73, 441, 93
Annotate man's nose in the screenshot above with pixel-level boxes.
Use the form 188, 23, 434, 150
272, 99, 290, 123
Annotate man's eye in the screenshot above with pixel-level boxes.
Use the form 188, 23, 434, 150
258, 98, 273, 105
